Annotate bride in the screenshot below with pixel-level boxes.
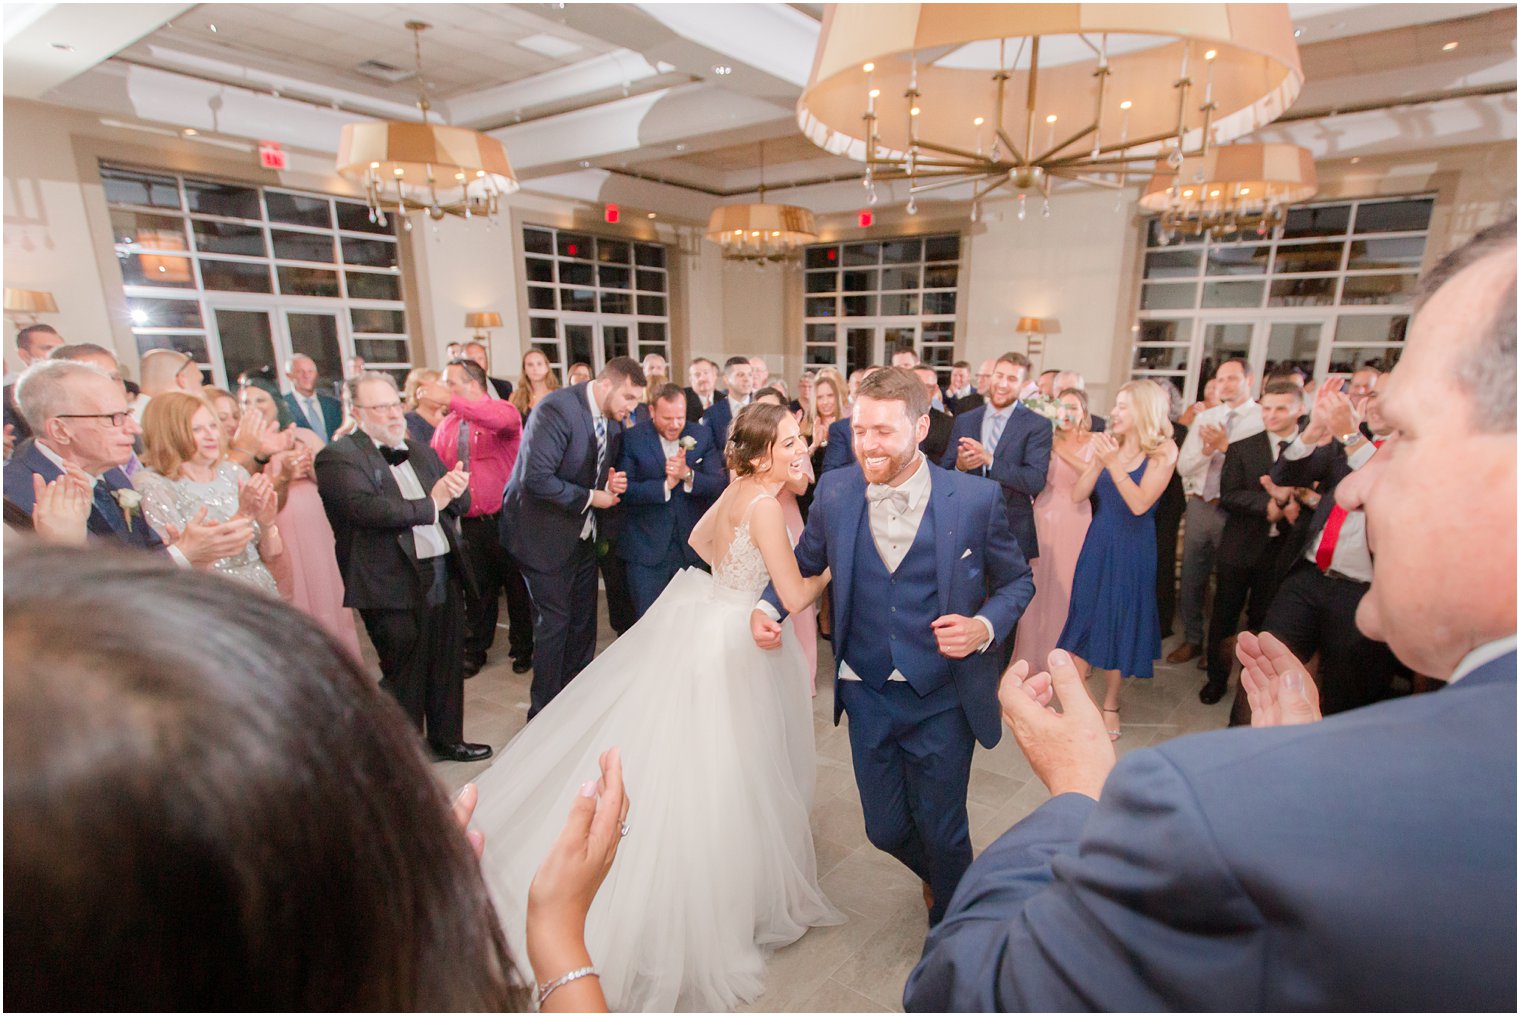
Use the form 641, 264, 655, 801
469, 401, 844, 1012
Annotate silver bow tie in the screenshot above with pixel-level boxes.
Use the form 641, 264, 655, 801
866, 484, 909, 514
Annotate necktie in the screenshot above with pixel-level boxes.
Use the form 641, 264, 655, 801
456, 419, 471, 470
91, 483, 124, 532
1314, 439, 1383, 572
866, 484, 909, 515
594, 414, 607, 473
306, 396, 328, 442
987, 412, 1007, 455
1278, 439, 1292, 459
378, 444, 410, 466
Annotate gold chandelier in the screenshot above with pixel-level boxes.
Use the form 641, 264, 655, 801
336, 22, 518, 229
1140, 143, 1317, 242
797, 4, 1304, 217
705, 141, 818, 264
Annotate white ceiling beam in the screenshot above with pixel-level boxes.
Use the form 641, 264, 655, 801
3, 2, 190, 98
445, 48, 673, 128
635, 3, 819, 88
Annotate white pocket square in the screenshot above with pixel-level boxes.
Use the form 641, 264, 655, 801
960, 548, 972, 560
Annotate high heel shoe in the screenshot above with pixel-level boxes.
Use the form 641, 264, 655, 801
1102, 707, 1122, 741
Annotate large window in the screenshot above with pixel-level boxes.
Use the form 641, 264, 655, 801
104, 164, 410, 390
803, 234, 961, 382
1133, 196, 1434, 399
523, 226, 669, 381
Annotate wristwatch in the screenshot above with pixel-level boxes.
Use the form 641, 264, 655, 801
1338, 430, 1363, 448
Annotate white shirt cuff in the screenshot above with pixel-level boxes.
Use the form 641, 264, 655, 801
1347, 439, 1379, 470
1283, 434, 1315, 461
663, 483, 671, 502
755, 600, 782, 622
974, 615, 996, 653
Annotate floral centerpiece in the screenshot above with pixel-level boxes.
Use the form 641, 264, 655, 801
1022, 393, 1064, 429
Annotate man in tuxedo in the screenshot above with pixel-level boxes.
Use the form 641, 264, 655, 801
699, 355, 754, 452
1169, 358, 1263, 664
904, 218, 1517, 1012
1257, 376, 1399, 717
1200, 380, 1305, 706
754, 367, 1034, 925
913, 366, 954, 463
3, 359, 246, 565
683, 356, 720, 423
501, 356, 644, 720
425, 359, 531, 677
616, 383, 725, 619
940, 352, 1051, 569
462, 340, 514, 401
4, 323, 64, 443
315, 372, 487, 762
282, 354, 343, 443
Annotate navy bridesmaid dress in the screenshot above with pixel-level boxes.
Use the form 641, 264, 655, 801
1057, 458, 1162, 679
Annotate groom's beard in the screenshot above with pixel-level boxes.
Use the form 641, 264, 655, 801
858, 443, 917, 486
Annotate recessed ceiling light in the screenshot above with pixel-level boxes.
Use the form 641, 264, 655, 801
1442, 41, 1459, 51
1119, 100, 1133, 110
1045, 114, 1057, 124
1350, 156, 1361, 164
1294, 27, 1302, 38
578, 160, 591, 168
647, 212, 656, 219
712, 64, 732, 76
674, 143, 687, 152
182, 128, 198, 136
50, 42, 74, 52
516, 33, 583, 59
207, 23, 217, 33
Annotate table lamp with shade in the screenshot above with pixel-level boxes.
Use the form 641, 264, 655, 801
4, 289, 58, 324
1017, 316, 1061, 367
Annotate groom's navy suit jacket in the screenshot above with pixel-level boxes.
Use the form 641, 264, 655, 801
768, 462, 1034, 748
3, 440, 164, 551
905, 652, 1517, 1012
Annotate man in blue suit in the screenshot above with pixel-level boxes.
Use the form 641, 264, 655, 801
283, 354, 343, 443
819, 415, 855, 473
615, 383, 725, 618
905, 219, 1518, 1011
3, 359, 248, 565
697, 355, 754, 452
501, 356, 644, 720
939, 351, 1052, 567
754, 367, 1034, 925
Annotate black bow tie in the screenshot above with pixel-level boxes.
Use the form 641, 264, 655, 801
378, 443, 410, 466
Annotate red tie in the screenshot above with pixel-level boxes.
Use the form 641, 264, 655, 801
1315, 439, 1383, 572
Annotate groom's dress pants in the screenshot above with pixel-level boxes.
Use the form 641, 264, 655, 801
839, 678, 975, 925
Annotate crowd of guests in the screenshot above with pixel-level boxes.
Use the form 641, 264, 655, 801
4, 214, 1514, 1011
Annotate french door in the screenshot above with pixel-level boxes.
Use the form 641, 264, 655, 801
207, 301, 349, 390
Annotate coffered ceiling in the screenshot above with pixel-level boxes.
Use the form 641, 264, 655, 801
6, 2, 1515, 218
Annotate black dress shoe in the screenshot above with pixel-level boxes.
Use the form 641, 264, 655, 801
512, 656, 532, 674
461, 658, 484, 679
431, 741, 493, 763
1198, 681, 1229, 705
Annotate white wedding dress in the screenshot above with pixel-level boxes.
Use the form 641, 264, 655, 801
470, 493, 843, 1012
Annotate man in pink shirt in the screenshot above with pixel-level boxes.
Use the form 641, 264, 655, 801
428, 358, 533, 677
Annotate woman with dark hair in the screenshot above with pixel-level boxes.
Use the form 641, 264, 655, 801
470, 401, 841, 1011
3, 543, 624, 1011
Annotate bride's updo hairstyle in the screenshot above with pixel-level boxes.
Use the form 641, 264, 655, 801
727, 401, 788, 476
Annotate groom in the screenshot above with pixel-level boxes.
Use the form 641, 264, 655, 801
753, 367, 1034, 924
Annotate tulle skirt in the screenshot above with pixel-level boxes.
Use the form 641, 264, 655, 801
469, 567, 843, 1011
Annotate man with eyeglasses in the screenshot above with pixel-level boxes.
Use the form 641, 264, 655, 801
314, 371, 490, 763
3, 359, 251, 566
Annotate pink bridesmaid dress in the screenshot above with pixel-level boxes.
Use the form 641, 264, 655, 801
267, 431, 363, 662
1012, 439, 1094, 671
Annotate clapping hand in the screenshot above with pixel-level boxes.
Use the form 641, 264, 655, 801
430, 461, 470, 510
1199, 423, 1229, 455
1236, 631, 1321, 727
30, 468, 91, 545
1090, 431, 1122, 469
236, 471, 279, 527
165, 505, 256, 567
1302, 381, 1357, 445
663, 453, 689, 490
605, 467, 628, 496
955, 436, 992, 471
997, 650, 1116, 799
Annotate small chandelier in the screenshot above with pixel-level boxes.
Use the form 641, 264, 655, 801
705, 141, 817, 264
336, 21, 518, 229
1141, 143, 1317, 242
797, 4, 1303, 218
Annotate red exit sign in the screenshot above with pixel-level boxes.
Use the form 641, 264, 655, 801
258, 141, 287, 170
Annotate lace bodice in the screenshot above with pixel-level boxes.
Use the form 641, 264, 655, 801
712, 516, 771, 594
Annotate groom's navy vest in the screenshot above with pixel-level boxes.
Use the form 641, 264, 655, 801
844, 499, 950, 695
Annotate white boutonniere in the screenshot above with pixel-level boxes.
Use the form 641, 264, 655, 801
112, 488, 143, 532
678, 435, 697, 453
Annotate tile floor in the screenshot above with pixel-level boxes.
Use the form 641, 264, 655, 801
407, 602, 1228, 1013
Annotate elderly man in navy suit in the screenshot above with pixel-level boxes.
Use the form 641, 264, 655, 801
905, 219, 1518, 1011
615, 382, 725, 619
501, 356, 645, 719
754, 367, 1034, 925
282, 354, 343, 443
940, 351, 1051, 569
3, 359, 249, 566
